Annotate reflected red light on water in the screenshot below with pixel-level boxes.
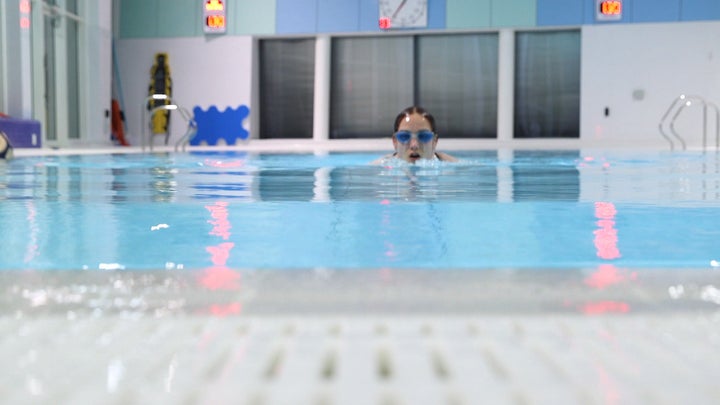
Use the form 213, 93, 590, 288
200, 202, 241, 294
594, 201, 620, 260
585, 264, 637, 289
581, 301, 630, 315
203, 159, 244, 168
209, 302, 242, 317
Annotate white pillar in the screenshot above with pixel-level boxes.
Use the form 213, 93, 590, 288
1, 0, 34, 119
497, 29, 515, 142
313, 35, 331, 141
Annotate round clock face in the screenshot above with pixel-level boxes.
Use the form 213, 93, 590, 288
379, 0, 428, 29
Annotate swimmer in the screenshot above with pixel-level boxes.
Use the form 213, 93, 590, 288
0, 131, 13, 160
372, 106, 457, 164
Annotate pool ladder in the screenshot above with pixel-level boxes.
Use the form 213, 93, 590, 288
141, 94, 198, 152
659, 94, 720, 151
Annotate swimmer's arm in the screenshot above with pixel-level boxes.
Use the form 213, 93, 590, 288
436, 152, 458, 162
370, 153, 396, 165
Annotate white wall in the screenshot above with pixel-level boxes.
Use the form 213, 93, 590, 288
582, 21, 720, 149
116, 36, 253, 146
114, 21, 720, 148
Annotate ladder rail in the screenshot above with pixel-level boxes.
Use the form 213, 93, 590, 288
660, 94, 720, 151
141, 94, 171, 152
146, 104, 178, 152
174, 107, 198, 152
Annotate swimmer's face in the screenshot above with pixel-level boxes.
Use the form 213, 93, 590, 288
392, 113, 438, 163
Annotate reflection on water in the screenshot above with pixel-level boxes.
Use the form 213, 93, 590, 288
512, 151, 580, 201
0, 151, 584, 203
2, 150, 720, 270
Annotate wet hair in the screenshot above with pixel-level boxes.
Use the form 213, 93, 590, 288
393, 106, 436, 133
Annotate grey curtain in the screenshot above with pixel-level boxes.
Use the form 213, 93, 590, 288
417, 33, 499, 138
330, 36, 414, 138
259, 38, 316, 139
514, 30, 580, 138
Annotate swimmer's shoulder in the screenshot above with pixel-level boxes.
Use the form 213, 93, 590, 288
435, 152, 458, 162
370, 153, 397, 165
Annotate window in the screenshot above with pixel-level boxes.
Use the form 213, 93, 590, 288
330, 33, 499, 139
330, 36, 413, 138
514, 30, 581, 138
417, 34, 498, 138
259, 38, 315, 139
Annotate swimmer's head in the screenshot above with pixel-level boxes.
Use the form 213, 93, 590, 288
392, 106, 438, 164
0, 131, 13, 160
393, 106, 436, 133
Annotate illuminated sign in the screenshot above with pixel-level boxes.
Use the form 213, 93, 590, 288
19, 0, 31, 29
203, 0, 226, 34
596, 0, 622, 21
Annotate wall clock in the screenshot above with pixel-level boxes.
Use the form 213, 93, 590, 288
378, 0, 428, 30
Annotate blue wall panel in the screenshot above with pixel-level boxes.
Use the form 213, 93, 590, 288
317, 0, 360, 33
276, 0, 317, 34
119, 0, 159, 38
537, 0, 585, 26
492, 0, 536, 27
447, 0, 492, 29
157, 0, 200, 37
633, 0, 680, 22
427, 0, 447, 30
231, 0, 276, 35
682, 0, 720, 21
358, 0, 381, 32
120, 0, 720, 38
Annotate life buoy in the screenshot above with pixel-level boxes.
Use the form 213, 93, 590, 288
111, 99, 129, 146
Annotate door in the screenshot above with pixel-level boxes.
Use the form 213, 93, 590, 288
39, 0, 82, 146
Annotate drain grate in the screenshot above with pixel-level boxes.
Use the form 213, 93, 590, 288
2, 315, 720, 404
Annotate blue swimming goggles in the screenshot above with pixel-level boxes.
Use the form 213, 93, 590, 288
394, 130, 435, 144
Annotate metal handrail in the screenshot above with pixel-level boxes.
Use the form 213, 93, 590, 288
174, 107, 198, 152
660, 94, 720, 151
704, 101, 720, 151
145, 105, 178, 152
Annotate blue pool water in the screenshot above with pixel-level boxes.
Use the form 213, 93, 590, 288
1, 150, 719, 271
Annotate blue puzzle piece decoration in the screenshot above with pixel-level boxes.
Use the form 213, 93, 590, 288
191, 105, 250, 146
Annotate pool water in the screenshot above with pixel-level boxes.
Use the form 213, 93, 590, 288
1, 150, 720, 271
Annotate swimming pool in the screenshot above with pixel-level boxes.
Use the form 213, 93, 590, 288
2, 149, 719, 271
3, 148, 720, 404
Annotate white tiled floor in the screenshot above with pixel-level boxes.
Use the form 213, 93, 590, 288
2, 269, 719, 404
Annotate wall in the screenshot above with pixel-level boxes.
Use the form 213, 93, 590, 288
116, 36, 252, 146
582, 21, 720, 147
115, 0, 720, 146
118, 0, 720, 36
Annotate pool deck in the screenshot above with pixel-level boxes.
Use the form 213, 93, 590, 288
2, 268, 719, 404
12, 137, 681, 157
